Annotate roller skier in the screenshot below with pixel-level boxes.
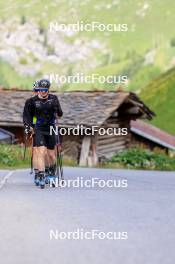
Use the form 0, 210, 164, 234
23, 79, 63, 189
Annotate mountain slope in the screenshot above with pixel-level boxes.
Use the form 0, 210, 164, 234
0, 0, 175, 91
140, 67, 175, 135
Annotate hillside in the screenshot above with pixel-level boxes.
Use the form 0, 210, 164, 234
0, 0, 175, 91
140, 67, 175, 135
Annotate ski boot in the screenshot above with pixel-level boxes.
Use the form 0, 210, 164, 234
50, 164, 57, 187
45, 167, 50, 184
34, 170, 40, 186
39, 172, 45, 189
45, 176, 50, 185
34, 175, 40, 186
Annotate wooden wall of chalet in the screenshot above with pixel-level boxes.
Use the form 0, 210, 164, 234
61, 134, 83, 162
130, 133, 168, 154
96, 114, 131, 159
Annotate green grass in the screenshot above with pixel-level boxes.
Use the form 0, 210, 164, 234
0, 144, 30, 168
0, 144, 77, 169
140, 66, 175, 135
128, 65, 161, 92
0, 59, 33, 89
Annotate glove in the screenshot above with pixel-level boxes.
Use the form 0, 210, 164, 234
24, 125, 32, 135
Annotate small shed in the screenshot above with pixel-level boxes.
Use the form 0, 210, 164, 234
130, 120, 175, 154
0, 128, 15, 144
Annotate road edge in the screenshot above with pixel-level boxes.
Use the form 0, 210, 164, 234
0, 171, 15, 190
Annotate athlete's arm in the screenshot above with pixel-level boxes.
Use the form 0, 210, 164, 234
54, 96, 63, 117
23, 98, 35, 129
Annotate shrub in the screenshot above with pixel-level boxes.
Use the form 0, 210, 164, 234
0, 144, 30, 167
110, 148, 175, 171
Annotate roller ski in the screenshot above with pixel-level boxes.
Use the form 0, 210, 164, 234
45, 165, 57, 187
45, 167, 50, 185
49, 175, 57, 188
45, 174, 57, 187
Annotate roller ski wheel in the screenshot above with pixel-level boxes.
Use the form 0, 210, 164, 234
40, 181, 45, 189
35, 179, 40, 186
45, 175, 50, 184
39, 175, 45, 189
34, 176, 40, 186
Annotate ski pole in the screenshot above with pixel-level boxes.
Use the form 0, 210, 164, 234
23, 134, 28, 160
56, 132, 64, 184
30, 136, 34, 174
57, 145, 64, 184
58, 149, 64, 182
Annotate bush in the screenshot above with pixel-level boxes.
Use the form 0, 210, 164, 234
110, 148, 175, 171
0, 144, 30, 168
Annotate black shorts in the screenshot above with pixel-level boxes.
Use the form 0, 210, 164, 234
33, 129, 56, 150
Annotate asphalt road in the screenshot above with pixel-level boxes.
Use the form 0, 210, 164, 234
0, 167, 175, 264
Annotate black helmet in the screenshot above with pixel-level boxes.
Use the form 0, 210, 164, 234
33, 80, 40, 91
38, 79, 51, 89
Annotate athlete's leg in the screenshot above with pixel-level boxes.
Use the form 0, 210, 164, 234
47, 149, 56, 165
33, 147, 38, 169
32, 135, 40, 185
45, 134, 57, 176
35, 146, 47, 188
45, 150, 50, 174
45, 150, 50, 166
34, 129, 47, 188
35, 146, 47, 171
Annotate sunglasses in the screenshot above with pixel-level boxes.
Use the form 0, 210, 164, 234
33, 88, 39, 92
38, 88, 49, 92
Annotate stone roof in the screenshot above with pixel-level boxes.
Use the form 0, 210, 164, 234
0, 90, 155, 127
